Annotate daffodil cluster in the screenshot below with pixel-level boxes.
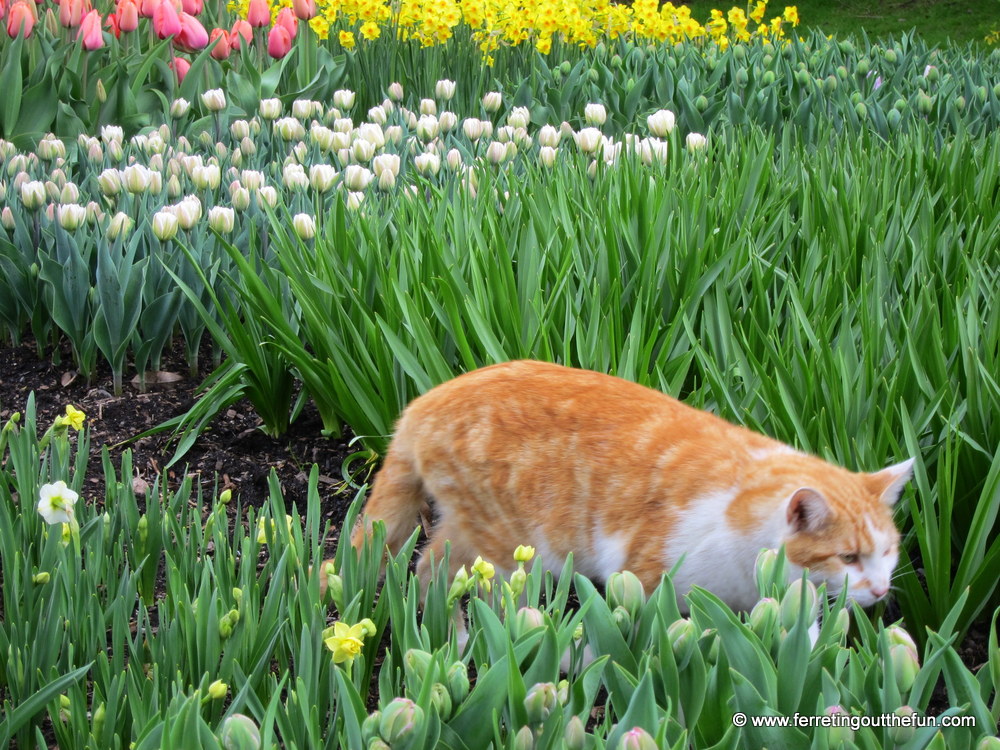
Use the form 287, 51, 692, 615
228, 0, 800, 54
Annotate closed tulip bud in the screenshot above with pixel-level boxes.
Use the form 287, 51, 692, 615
613, 605, 633, 638
192, 164, 221, 190
231, 186, 251, 211
496, 125, 515, 143
57, 203, 86, 231
383, 82, 403, 102
574, 127, 603, 154
748, 597, 779, 637
685, 132, 707, 151
177, 197, 202, 228
512, 726, 534, 750
274, 117, 305, 141
821, 705, 854, 745
218, 714, 261, 750
482, 91, 502, 113
885, 705, 917, 744
666, 617, 697, 662
780, 578, 819, 630
201, 89, 226, 112
618, 727, 657, 750
886, 625, 918, 655
434, 79, 456, 101
208, 206, 235, 234
87, 142, 103, 163
342, 164, 373, 191
292, 213, 315, 239
425, 682, 452, 720
606, 571, 645, 615
352, 138, 376, 162
346, 191, 364, 210
416, 114, 439, 141
564, 715, 586, 750
372, 153, 400, 178
448, 565, 471, 602
289, 99, 311, 120
257, 98, 281, 121
166, 174, 182, 199
754, 549, 780, 591
122, 164, 151, 194
463, 118, 485, 141
282, 163, 308, 190
646, 108, 676, 137
379, 698, 423, 744
512, 606, 544, 639
332, 117, 353, 134
523, 682, 557, 724
584, 102, 607, 125
308, 164, 337, 192
446, 661, 469, 702
890, 643, 919, 693
333, 89, 355, 111
536, 124, 560, 148
386, 125, 403, 144
97, 168, 122, 196
151, 210, 178, 241
975, 737, 1000, 750
413, 152, 440, 176
38, 137, 66, 161
107, 212, 133, 239
20, 180, 46, 210
640, 138, 668, 165
1, 207, 14, 230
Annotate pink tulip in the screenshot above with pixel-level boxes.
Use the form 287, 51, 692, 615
229, 17, 250, 48
138, 0, 158, 18
6, 0, 35, 36
208, 26, 228, 58
58, 0, 88, 28
180, 0, 200, 13
274, 6, 295, 37
266, 24, 290, 58
175, 10, 207, 48
77, 7, 102, 47
152, 0, 179, 37
0, 1, 6, 21
292, 0, 314, 20
246, 0, 268, 27
116, 0, 137, 31
169, 55, 190, 82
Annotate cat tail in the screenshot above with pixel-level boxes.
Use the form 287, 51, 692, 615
350, 446, 427, 556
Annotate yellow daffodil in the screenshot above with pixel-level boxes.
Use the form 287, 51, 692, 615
324, 621, 369, 664
472, 555, 495, 592
64, 405, 86, 431
513, 545, 535, 563
339, 30, 356, 49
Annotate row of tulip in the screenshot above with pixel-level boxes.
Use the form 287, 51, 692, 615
0, 404, 997, 748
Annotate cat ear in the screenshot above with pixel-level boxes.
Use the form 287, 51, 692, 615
786, 488, 831, 533
865, 457, 916, 506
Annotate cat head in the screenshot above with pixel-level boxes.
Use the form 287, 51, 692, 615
781, 458, 914, 607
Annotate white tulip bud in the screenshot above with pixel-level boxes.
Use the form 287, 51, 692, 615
333, 89, 356, 110
293, 213, 316, 239
538, 145, 558, 167
686, 132, 707, 151
419, 98, 437, 116
342, 164, 373, 191
414, 152, 441, 176
537, 124, 561, 148
208, 205, 235, 234
482, 91, 502, 113
259, 98, 282, 119
151, 210, 179, 241
309, 164, 338, 192
584, 102, 606, 125
647, 108, 676, 137
201, 89, 226, 112
435, 79, 456, 101
57, 203, 86, 231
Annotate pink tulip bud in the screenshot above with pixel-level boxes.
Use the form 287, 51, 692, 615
59, 0, 89, 28
169, 55, 190, 83
152, 0, 179, 38
291, 0, 314, 20
229, 18, 250, 48
175, 10, 207, 48
274, 6, 295, 37
208, 27, 229, 59
116, 0, 138, 30
6, 1, 35, 37
138, 0, 158, 18
77, 8, 102, 48
246, 0, 268, 27
266, 23, 290, 58
180, 0, 200, 14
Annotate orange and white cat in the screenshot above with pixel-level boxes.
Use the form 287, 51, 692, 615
334, 360, 913, 613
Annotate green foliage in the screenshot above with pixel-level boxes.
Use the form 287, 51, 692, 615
1, 405, 998, 748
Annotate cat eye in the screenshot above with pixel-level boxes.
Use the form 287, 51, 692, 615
839, 553, 859, 565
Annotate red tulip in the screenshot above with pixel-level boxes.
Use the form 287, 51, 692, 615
58, 0, 88, 28
6, 0, 35, 36
175, 10, 207, 48
275, 6, 295, 37
180, 0, 200, 13
116, 0, 138, 31
104, 11, 119, 35
208, 26, 229, 58
266, 24, 290, 58
292, 0, 314, 20
229, 17, 250, 48
78, 8, 103, 48
169, 55, 190, 82
152, 0, 179, 38
246, 0, 268, 27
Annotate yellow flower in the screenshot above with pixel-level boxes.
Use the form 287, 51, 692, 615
750, 1, 767, 24
64, 405, 86, 431
783, 5, 798, 25
360, 20, 380, 39
513, 545, 535, 563
324, 621, 367, 664
535, 34, 551, 54
472, 555, 495, 591
339, 29, 356, 48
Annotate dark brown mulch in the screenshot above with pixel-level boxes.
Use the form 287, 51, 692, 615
0, 336, 360, 544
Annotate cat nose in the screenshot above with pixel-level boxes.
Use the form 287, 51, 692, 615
870, 585, 888, 599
